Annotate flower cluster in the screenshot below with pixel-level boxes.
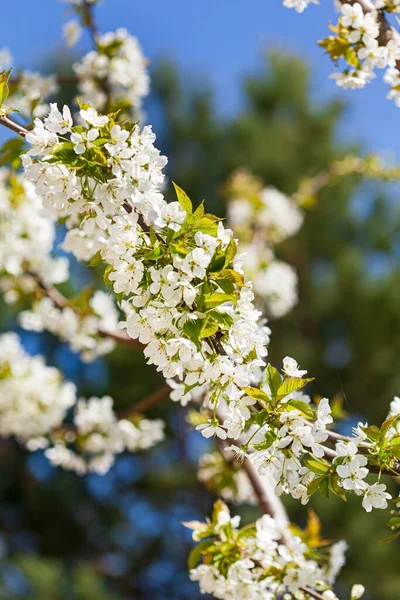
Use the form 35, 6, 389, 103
74, 28, 150, 118
0, 48, 58, 120
186, 500, 359, 600
225, 170, 303, 317
195, 356, 396, 513
0, 167, 69, 302
0, 332, 76, 444
320, 3, 400, 105
0, 165, 119, 361
283, 0, 319, 12
46, 395, 165, 475
22, 102, 271, 451
0, 332, 164, 473
19, 290, 119, 361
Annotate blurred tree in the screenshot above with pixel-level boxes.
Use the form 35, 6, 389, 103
1, 49, 400, 599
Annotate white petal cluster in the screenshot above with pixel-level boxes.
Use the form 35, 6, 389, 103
189, 501, 346, 599
0, 333, 164, 473
19, 291, 118, 362
0, 333, 76, 443
23, 104, 271, 446
282, 0, 319, 12
0, 48, 58, 119
0, 166, 118, 362
45, 395, 165, 475
327, 3, 400, 104
74, 28, 150, 118
227, 181, 303, 318
333, 440, 392, 512
0, 168, 69, 302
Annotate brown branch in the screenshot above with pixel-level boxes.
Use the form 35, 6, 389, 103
30, 273, 141, 348
120, 383, 170, 418
82, 0, 100, 44
0, 115, 29, 137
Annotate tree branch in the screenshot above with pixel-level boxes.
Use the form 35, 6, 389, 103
0, 115, 29, 137
31, 274, 141, 348
120, 383, 171, 418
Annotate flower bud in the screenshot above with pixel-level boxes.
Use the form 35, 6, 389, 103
351, 584, 365, 599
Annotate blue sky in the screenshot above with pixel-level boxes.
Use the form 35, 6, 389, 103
2, 0, 400, 159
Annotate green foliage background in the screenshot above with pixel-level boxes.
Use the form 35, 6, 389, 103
1, 50, 400, 599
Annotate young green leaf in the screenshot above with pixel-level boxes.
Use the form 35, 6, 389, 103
173, 181, 193, 215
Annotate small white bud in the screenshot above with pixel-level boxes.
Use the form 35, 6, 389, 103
351, 584, 365, 600
322, 591, 338, 600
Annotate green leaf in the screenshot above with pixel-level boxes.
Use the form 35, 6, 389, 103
303, 454, 331, 475
276, 377, 314, 402
319, 476, 331, 500
193, 201, 204, 220
208, 311, 233, 329
213, 269, 245, 287
253, 430, 277, 449
0, 136, 26, 168
173, 181, 192, 215
242, 387, 271, 404
329, 474, 347, 501
286, 399, 316, 419
199, 317, 220, 340
183, 319, 203, 343
381, 415, 400, 438
307, 475, 326, 498
103, 264, 114, 288
187, 540, 213, 570
204, 292, 238, 310
0, 68, 12, 107
208, 250, 227, 273
224, 236, 237, 268
360, 424, 381, 442
193, 217, 218, 236
216, 278, 236, 295
88, 250, 103, 267
265, 364, 282, 397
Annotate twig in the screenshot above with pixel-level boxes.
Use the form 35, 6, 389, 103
0, 115, 29, 137
31, 272, 141, 348
120, 383, 170, 417
82, 0, 99, 44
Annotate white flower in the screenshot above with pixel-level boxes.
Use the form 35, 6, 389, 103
196, 420, 227, 440
44, 103, 73, 134
154, 201, 186, 231
71, 128, 99, 154
80, 107, 109, 127
282, 356, 307, 378
63, 20, 82, 47
362, 483, 391, 512
340, 3, 364, 29
336, 455, 369, 493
